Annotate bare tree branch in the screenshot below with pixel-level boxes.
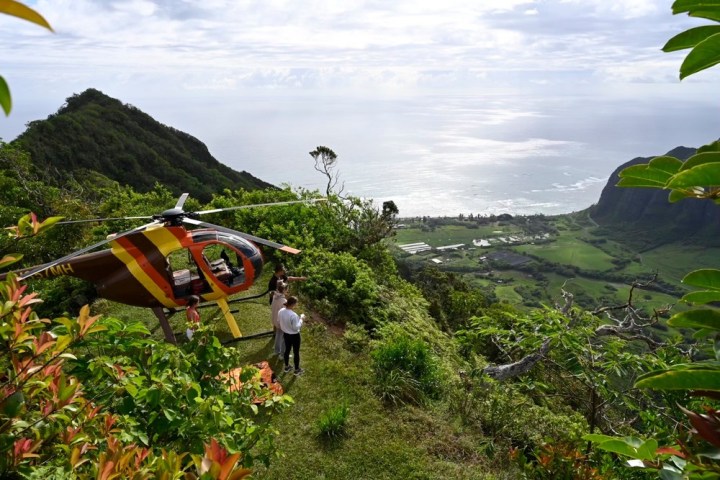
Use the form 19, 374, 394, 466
482, 274, 670, 380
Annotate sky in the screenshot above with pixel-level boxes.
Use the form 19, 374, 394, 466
1, 0, 719, 216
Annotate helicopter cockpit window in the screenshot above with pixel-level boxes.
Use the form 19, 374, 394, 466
201, 244, 245, 287
166, 249, 210, 297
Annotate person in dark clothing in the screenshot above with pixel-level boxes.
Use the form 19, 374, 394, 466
220, 250, 232, 267
268, 264, 307, 304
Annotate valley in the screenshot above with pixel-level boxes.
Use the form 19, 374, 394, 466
391, 211, 714, 319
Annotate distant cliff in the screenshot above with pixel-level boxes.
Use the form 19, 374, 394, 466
14, 88, 273, 202
589, 145, 720, 246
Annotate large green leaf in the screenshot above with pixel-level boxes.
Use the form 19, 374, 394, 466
667, 163, 720, 187
682, 290, 720, 304
618, 164, 671, 187
595, 439, 643, 458
672, 0, 720, 14
636, 368, 720, 390
680, 152, 720, 171
0, 75, 10, 116
668, 189, 694, 203
682, 269, 720, 289
664, 25, 720, 51
617, 177, 667, 188
698, 140, 720, 154
583, 433, 617, 444
688, 9, 720, 21
680, 32, 720, 79
0, 0, 52, 31
649, 156, 683, 175
668, 309, 720, 330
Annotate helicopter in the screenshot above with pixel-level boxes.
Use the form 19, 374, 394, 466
2, 193, 322, 344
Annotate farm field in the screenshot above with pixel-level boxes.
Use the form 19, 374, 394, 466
624, 244, 720, 285
391, 215, 708, 313
393, 224, 521, 248
513, 235, 615, 272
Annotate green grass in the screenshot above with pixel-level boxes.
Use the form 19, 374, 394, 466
495, 285, 523, 304
624, 244, 720, 286
513, 236, 615, 272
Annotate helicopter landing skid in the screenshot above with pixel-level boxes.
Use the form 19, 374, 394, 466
221, 330, 274, 345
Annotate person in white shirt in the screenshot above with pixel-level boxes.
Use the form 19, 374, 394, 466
278, 296, 305, 375
270, 281, 288, 356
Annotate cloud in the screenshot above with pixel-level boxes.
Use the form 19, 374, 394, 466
0, 0, 702, 96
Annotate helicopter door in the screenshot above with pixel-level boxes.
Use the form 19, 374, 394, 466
200, 244, 246, 288
166, 249, 211, 298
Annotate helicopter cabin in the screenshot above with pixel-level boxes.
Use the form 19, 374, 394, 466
166, 243, 248, 298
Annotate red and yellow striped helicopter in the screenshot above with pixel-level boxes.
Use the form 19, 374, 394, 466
5, 194, 320, 344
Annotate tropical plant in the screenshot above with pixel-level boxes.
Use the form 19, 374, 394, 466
0, 214, 291, 477
0, 1, 53, 115
585, 3, 720, 475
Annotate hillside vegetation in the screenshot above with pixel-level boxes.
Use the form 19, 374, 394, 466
0, 161, 699, 478
13, 88, 273, 202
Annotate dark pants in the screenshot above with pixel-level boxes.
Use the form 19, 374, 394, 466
283, 332, 301, 369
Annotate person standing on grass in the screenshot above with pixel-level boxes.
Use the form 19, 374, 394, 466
185, 295, 201, 340
268, 264, 307, 304
278, 296, 305, 376
270, 281, 288, 356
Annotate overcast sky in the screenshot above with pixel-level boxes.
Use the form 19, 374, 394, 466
1, 1, 719, 215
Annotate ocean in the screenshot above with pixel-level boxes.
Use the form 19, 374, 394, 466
4, 88, 718, 218
194, 91, 719, 218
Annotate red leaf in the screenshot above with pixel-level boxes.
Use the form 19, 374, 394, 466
681, 406, 720, 448
656, 447, 685, 457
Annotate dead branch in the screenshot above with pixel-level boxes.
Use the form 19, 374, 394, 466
482, 274, 670, 381
483, 339, 551, 381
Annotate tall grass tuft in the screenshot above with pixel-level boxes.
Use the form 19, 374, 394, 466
371, 334, 442, 406
316, 403, 350, 439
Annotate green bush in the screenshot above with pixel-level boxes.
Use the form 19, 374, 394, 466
316, 403, 350, 439
298, 250, 385, 327
371, 334, 442, 405
343, 323, 371, 352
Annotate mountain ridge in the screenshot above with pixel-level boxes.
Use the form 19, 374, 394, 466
14, 88, 273, 202
588, 144, 720, 246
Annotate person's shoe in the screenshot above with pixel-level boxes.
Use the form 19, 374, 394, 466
284, 365, 293, 373
294, 368, 304, 376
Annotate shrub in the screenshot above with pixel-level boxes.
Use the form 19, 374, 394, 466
343, 323, 371, 352
371, 334, 442, 405
316, 403, 350, 439
297, 251, 384, 327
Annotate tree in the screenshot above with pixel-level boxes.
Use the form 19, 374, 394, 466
309, 146, 343, 197
0, 1, 53, 115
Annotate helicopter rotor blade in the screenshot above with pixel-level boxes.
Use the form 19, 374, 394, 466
57, 216, 153, 225
182, 217, 301, 254
19, 220, 162, 280
174, 193, 190, 210
193, 198, 326, 216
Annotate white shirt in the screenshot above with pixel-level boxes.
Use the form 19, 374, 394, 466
271, 294, 287, 328
278, 307, 303, 334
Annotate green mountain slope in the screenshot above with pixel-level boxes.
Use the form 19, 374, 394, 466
589, 146, 720, 246
14, 88, 273, 202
